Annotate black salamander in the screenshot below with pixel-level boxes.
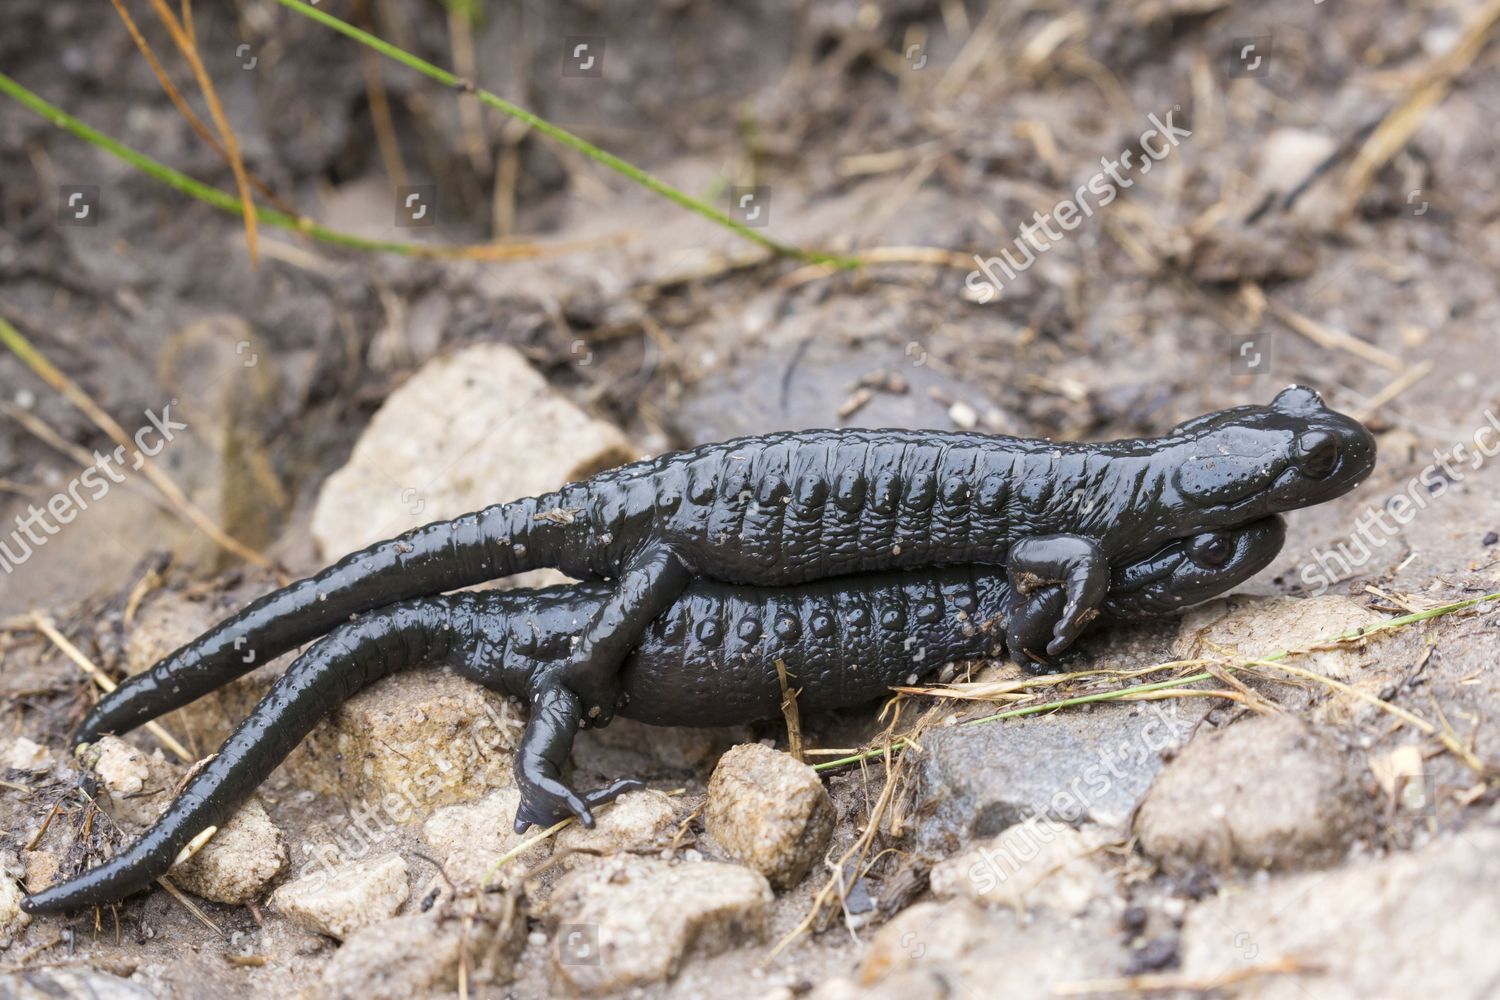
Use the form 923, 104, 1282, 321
23, 517, 1286, 914
71, 386, 1375, 828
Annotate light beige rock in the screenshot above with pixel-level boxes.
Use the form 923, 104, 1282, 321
297, 669, 524, 806
1175, 595, 1385, 676
704, 743, 834, 889
321, 901, 524, 1000
310, 342, 634, 564
270, 853, 408, 939
1135, 713, 1366, 872
859, 898, 1122, 995
22, 851, 62, 895
421, 788, 551, 889
859, 900, 992, 983
5, 737, 50, 772
3, 970, 157, 999
554, 789, 678, 864
928, 817, 1118, 914
545, 856, 773, 994
80, 736, 176, 827
0, 875, 30, 944
170, 798, 287, 904
1179, 828, 1500, 999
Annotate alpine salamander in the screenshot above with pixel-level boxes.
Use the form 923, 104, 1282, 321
70, 386, 1375, 830
23, 516, 1285, 913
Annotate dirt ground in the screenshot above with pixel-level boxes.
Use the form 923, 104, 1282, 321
4, 0, 1500, 997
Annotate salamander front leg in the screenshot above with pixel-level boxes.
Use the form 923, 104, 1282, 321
1006, 534, 1108, 658
513, 682, 642, 833
558, 545, 692, 729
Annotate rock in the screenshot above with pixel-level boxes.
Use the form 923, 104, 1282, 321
169, 798, 287, 904
4, 736, 50, 772
22, 851, 62, 895
421, 788, 551, 889
297, 668, 524, 807
859, 898, 1121, 995
913, 697, 1209, 855
1175, 596, 1391, 723
321, 901, 524, 1000
703, 743, 834, 889
310, 342, 634, 565
928, 817, 1119, 915
810, 970, 951, 1000
80, 736, 177, 827
1135, 713, 1367, 872
270, 853, 408, 939
3, 970, 158, 999
544, 856, 773, 994
554, 789, 679, 862
0, 875, 30, 944
1256, 128, 1337, 196
1178, 828, 1500, 998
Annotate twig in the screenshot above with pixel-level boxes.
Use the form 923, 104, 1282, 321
478, 817, 572, 891
144, 0, 259, 264
30, 612, 194, 764
271, 0, 861, 269
1353, 359, 1435, 423
774, 658, 805, 762
1257, 292, 1404, 372
1341, 0, 1500, 210
0, 72, 608, 262
106, 0, 298, 216
1053, 956, 1317, 996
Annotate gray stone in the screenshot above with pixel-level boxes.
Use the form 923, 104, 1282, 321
1179, 827, 1500, 998
1135, 713, 1368, 873
912, 698, 1208, 855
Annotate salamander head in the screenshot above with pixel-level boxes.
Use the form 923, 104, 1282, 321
1104, 516, 1285, 617
1165, 386, 1376, 524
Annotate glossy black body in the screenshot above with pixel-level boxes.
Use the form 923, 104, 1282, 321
22, 518, 1286, 914
75, 386, 1374, 744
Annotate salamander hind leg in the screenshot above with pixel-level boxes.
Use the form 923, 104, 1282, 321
557, 545, 693, 729
1006, 534, 1108, 659
513, 681, 643, 833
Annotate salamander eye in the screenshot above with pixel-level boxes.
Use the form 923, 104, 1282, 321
1188, 532, 1233, 568
1294, 430, 1340, 479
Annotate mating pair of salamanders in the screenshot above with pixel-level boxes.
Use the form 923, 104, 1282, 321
23, 385, 1375, 914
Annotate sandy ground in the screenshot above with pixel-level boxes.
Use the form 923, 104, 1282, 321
4, 0, 1500, 997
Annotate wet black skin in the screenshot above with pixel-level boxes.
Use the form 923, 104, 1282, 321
22, 517, 1285, 915
71, 386, 1376, 827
